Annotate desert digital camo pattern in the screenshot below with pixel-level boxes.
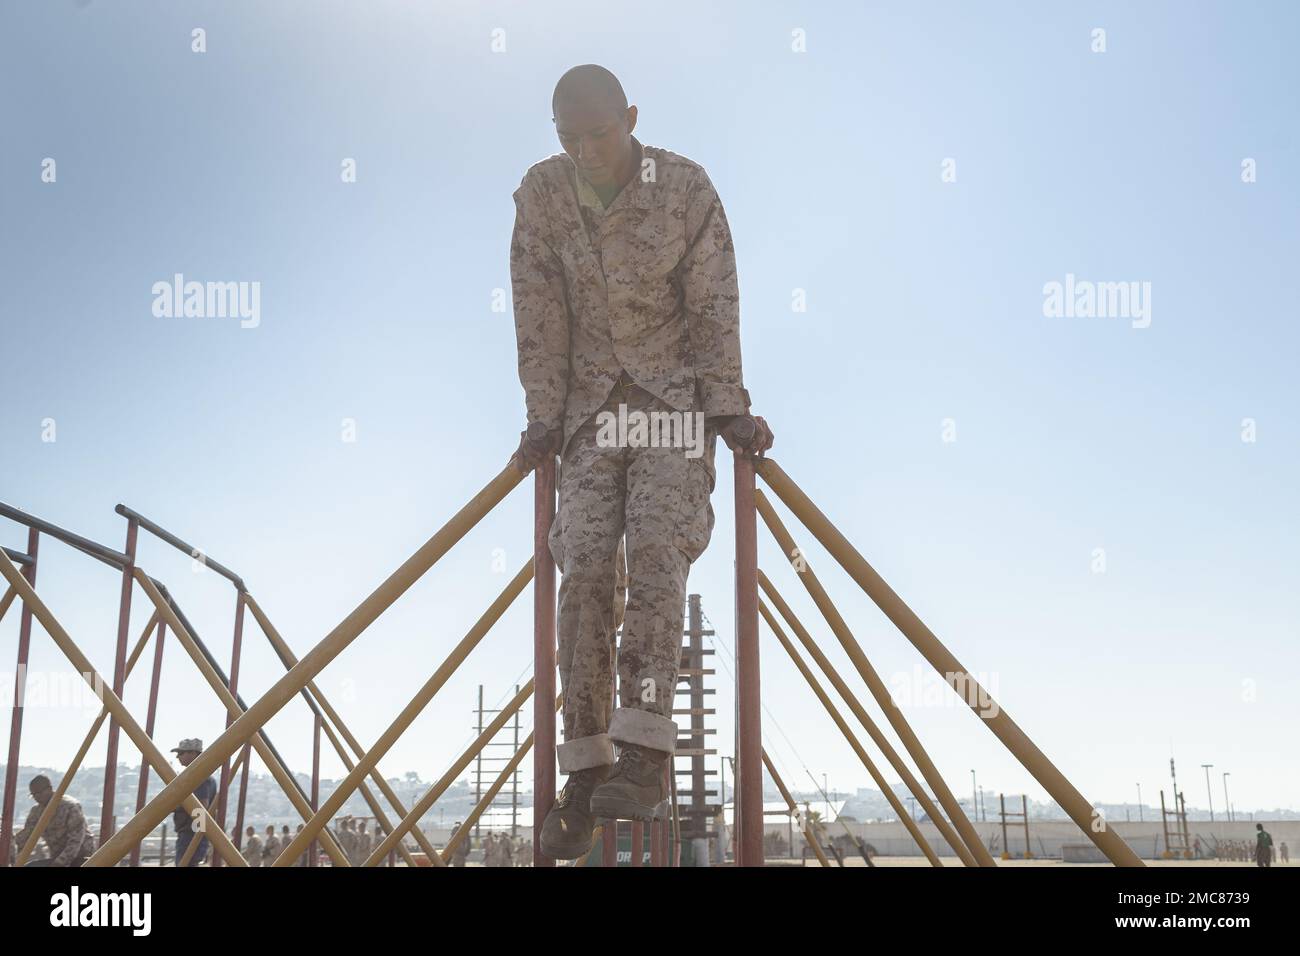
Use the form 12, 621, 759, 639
512, 135, 744, 768
12, 794, 96, 866
511, 136, 750, 455
549, 384, 715, 753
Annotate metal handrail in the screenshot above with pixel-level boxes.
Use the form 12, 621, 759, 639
0, 548, 249, 866
1, 547, 34, 567
86, 461, 525, 867
154, 582, 312, 808
0, 501, 129, 568
116, 504, 245, 590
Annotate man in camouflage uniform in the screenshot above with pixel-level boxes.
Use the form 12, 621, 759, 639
11, 775, 96, 866
511, 64, 772, 860
242, 825, 262, 867
337, 817, 355, 865
290, 824, 307, 866
355, 818, 371, 866
261, 823, 280, 866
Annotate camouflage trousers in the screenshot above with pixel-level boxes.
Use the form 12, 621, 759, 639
550, 383, 716, 772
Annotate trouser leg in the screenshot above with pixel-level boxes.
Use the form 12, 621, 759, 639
550, 426, 623, 773
608, 407, 716, 753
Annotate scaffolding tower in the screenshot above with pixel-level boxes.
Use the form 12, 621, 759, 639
674, 594, 720, 858
471, 683, 523, 838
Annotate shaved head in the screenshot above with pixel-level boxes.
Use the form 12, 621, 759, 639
551, 65, 638, 190
552, 64, 628, 118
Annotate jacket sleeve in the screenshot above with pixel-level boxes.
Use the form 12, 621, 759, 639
510, 176, 571, 432
678, 170, 750, 419
12, 803, 40, 855
50, 804, 89, 867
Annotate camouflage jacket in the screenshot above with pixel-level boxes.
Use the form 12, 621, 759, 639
355, 831, 373, 864
511, 137, 750, 452
14, 795, 96, 865
261, 834, 281, 864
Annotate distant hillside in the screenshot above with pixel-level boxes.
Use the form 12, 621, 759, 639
2, 764, 516, 833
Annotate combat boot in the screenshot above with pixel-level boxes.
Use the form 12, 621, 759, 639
588, 744, 669, 821
539, 766, 609, 860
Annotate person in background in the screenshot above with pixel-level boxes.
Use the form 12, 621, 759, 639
450, 823, 469, 867
1255, 823, 1274, 868
355, 819, 371, 865
243, 825, 262, 867
292, 824, 308, 866
11, 775, 96, 867
337, 816, 356, 865
169, 738, 217, 866
262, 823, 281, 866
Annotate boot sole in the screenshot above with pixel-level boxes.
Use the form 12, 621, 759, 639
540, 833, 594, 861
589, 794, 659, 822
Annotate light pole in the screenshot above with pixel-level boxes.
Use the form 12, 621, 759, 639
1136, 783, 1143, 823
971, 770, 977, 823
1201, 764, 1214, 822
1222, 773, 1231, 823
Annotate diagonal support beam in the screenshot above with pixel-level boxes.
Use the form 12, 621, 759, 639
755, 460, 1143, 867
0, 586, 16, 626
761, 749, 830, 867
0, 550, 246, 866
275, 559, 533, 866
86, 462, 523, 867
134, 571, 351, 866
242, 592, 424, 867
437, 696, 559, 865
363, 681, 538, 866
15, 610, 159, 865
761, 574, 978, 863
755, 487, 995, 866
759, 594, 944, 866
317, 716, 425, 867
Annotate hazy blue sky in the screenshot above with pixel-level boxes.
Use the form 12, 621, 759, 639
2, 1, 1296, 818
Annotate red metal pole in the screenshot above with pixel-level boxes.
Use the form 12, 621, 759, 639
310, 712, 321, 866
603, 819, 618, 868
212, 591, 246, 866
532, 458, 556, 867
128, 618, 167, 866
0, 528, 39, 867
631, 820, 643, 867
734, 455, 763, 867
649, 817, 662, 867
99, 518, 138, 845
669, 768, 681, 867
